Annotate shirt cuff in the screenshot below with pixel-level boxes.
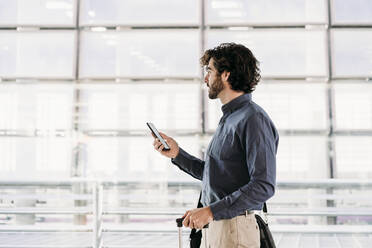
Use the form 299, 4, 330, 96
171, 147, 187, 165
209, 199, 229, 221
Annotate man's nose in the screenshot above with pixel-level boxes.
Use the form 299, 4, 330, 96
204, 75, 208, 84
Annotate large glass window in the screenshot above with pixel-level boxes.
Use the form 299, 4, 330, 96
1, 1, 372, 245
0, 0, 370, 197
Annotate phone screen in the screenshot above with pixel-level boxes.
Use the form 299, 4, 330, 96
146, 122, 170, 150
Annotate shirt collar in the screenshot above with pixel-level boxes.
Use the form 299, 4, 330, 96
221, 93, 252, 115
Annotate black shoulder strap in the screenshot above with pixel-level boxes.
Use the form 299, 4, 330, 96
263, 202, 268, 213
197, 191, 203, 208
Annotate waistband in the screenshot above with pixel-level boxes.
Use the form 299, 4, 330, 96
239, 210, 254, 216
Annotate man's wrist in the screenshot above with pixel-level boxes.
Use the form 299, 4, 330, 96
205, 206, 214, 221
171, 147, 182, 160
171, 148, 180, 159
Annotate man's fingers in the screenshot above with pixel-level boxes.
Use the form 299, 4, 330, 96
150, 132, 156, 139
183, 217, 189, 227
183, 211, 192, 227
182, 210, 206, 229
191, 218, 200, 230
153, 139, 160, 148
190, 220, 195, 229
188, 218, 194, 229
157, 144, 164, 152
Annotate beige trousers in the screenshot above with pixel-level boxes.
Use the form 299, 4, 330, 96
200, 213, 260, 248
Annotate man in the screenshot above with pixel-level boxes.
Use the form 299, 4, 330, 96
152, 43, 279, 248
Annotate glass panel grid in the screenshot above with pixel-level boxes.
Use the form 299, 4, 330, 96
0, 0, 371, 191
0, 1, 372, 244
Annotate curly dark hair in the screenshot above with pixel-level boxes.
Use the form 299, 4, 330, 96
200, 43, 261, 93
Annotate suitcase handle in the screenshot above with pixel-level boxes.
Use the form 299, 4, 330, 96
176, 217, 184, 227
176, 217, 209, 228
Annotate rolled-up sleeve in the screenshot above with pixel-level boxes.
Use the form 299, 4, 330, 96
171, 148, 205, 181
210, 113, 278, 220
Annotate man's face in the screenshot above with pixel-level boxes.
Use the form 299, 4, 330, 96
204, 58, 224, 99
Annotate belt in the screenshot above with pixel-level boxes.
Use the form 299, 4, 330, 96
239, 210, 254, 216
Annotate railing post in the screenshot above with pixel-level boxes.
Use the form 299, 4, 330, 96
93, 182, 103, 248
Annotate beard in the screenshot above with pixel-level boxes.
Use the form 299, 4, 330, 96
208, 75, 225, 99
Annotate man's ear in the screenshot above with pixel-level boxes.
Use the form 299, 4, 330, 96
221, 71, 230, 82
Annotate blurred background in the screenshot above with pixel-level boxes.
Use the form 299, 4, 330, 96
0, 0, 371, 247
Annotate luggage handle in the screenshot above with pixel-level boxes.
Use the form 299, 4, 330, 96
176, 217, 209, 229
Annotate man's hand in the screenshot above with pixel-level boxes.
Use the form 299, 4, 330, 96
152, 132, 179, 159
182, 207, 214, 230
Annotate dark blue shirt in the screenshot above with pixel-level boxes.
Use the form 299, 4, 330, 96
172, 93, 279, 220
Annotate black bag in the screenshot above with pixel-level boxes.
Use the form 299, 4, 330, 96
255, 203, 276, 248
189, 228, 202, 248
189, 192, 203, 248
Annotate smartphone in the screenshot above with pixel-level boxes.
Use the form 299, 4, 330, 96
146, 122, 170, 151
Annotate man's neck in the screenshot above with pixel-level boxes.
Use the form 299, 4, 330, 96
218, 89, 244, 105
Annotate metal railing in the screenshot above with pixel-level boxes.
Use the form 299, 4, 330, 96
1, 178, 372, 248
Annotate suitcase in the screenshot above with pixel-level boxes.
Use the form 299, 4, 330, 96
176, 217, 209, 248
176, 218, 185, 248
